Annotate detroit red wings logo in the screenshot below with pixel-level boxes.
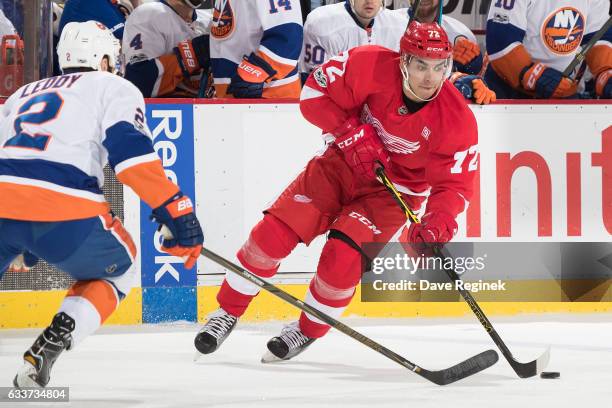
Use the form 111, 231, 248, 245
541, 7, 585, 55
361, 104, 421, 154
211, 0, 235, 39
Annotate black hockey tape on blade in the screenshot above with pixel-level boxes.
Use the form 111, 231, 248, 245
540, 371, 560, 379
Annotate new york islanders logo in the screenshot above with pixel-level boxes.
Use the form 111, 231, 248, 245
541, 7, 585, 55
211, 0, 235, 39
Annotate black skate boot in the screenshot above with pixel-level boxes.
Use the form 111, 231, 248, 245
13, 312, 75, 388
194, 308, 238, 355
261, 322, 316, 363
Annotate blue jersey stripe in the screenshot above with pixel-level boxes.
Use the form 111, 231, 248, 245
261, 23, 303, 61
582, 25, 612, 46
103, 121, 155, 170
0, 158, 103, 194
211, 58, 238, 79
486, 21, 526, 55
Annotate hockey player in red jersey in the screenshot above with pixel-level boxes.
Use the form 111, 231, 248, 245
194, 20, 478, 361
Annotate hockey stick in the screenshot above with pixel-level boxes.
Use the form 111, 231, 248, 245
563, 15, 612, 77
375, 166, 550, 378
199, 246, 498, 385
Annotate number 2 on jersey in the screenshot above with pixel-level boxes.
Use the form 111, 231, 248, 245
3, 92, 64, 151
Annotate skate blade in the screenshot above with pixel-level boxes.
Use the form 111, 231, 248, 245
193, 351, 204, 363
261, 350, 285, 364
14, 362, 42, 388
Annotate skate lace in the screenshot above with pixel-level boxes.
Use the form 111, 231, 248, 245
280, 326, 309, 350
206, 314, 236, 340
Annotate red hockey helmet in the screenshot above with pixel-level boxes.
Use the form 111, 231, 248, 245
400, 20, 452, 60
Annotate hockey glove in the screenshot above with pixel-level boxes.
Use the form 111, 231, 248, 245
7, 251, 38, 273
227, 53, 277, 98
452, 37, 483, 75
175, 34, 210, 77
452, 73, 496, 105
333, 119, 390, 180
595, 69, 612, 98
520, 62, 577, 99
402, 212, 458, 245
151, 193, 203, 269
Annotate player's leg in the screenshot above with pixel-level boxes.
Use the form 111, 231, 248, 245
195, 147, 350, 354
194, 213, 302, 354
263, 185, 421, 361
263, 234, 363, 362
14, 214, 138, 388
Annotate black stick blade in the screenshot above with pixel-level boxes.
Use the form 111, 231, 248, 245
423, 350, 499, 386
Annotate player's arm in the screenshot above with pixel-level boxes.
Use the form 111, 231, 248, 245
447, 17, 483, 75
122, 13, 209, 97
100, 79, 203, 268
300, 47, 370, 134
584, 0, 612, 98
408, 110, 478, 244
486, 0, 576, 98
100, 79, 179, 207
227, 0, 303, 98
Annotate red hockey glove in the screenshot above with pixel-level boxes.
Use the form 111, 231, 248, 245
520, 62, 577, 98
151, 193, 204, 269
402, 212, 458, 245
333, 120, 390, 180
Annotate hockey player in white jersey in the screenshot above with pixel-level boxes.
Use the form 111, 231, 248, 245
210, 0, 303, 98
300, 0, 407, 79
122, 0, 212, 97
485, 0, 612, 99
395, 0, 495, 104
0, 21, 204, 388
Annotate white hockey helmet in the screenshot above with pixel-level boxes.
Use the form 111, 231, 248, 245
57, 20, 121, 73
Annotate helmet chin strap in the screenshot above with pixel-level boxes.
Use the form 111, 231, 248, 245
400, 56, 444, 103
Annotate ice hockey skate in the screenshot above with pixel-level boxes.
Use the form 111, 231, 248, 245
261, 322, 316, 363
13, 312, 74, 388
194, 308, 238, 355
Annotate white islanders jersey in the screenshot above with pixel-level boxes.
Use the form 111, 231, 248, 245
0, 72, 159, 221
301, 2, 408, 73
486, 0, 611, 72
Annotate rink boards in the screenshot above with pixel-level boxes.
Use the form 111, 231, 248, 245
1, 100, 611, 327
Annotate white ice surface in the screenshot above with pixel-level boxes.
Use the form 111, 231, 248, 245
1, 314, 611, 408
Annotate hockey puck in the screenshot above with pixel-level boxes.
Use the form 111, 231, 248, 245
540, 371, 560, 379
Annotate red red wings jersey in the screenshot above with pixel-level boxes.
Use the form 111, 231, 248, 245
300, 45, 479, 218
